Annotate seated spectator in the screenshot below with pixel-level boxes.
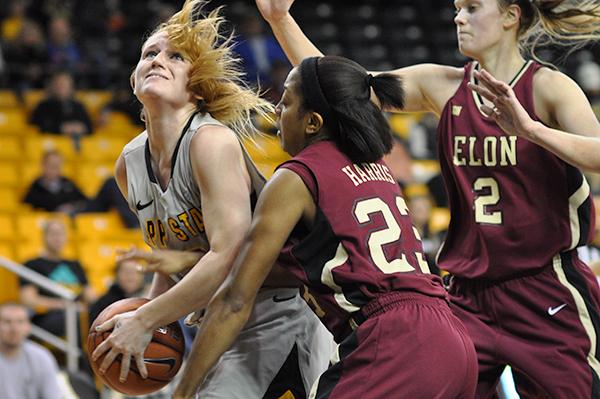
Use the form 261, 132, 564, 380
19, 218, 96, 337
46, 16, 82, 76
407, 113, 438, 160
23, 149, 87, 214
83, 176, 138, 228
0, 302, 63, 399
3, 19, 48, 94
29, 70, 92, 139
89, 258, 145, 325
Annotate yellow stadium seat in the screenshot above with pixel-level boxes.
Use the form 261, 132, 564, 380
80, 136, 126, 163
74, 91, 112, 120
24, 134, 77, 161
0, 162, 19, 188
388, 113, 418, 139
0, 109, 28, 135
0, 135, 22, 161
0, 90, 19, 108
0, 243, 20, 303
429, 207, 451, 234
16, 241, 77, 263
78, 241, 132, 272
0, 189, 20, 213
0, 214, 15, 241
74, 212, 124, 241
75, 162, 114, 197
22, 90, 45, 114
15, 212, 72, 243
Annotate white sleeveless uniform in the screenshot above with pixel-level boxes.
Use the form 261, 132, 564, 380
122, 112, 333, 398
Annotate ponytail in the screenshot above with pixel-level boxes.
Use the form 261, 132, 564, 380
299, 56, 405, 164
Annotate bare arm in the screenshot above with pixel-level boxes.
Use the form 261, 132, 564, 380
470, 68, 600, 172
20, 285, 66, 311
255, 0, 461, 114
173, 168, 314, 398
134, 126, 253, 328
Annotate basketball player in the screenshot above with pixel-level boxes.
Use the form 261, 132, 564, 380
157, 55, 477, 398
256, 0, 600, 397
90, 1, 332, 397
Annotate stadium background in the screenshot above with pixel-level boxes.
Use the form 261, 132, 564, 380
0, 0, 598, 397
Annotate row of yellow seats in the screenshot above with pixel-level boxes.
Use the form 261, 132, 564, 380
0, 161, 114, 203
0, 132, 131, 161
0, 108, 142, 138
0, 89, 114, 119
0, 212, 142, 249
0, 240, 140, 301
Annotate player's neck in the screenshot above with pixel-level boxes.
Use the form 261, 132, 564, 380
0, 342, 21, 359
145, 107, 196, 160
477, 45, 525, 83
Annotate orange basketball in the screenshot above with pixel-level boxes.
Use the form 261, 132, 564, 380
87, 297, 185, 395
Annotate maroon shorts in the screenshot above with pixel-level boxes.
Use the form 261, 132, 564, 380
310, 292, 477, 399
449, 251, 600, 399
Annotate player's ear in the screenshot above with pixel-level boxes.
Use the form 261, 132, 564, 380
306, 112, 323, 136
503, 3, 521, 30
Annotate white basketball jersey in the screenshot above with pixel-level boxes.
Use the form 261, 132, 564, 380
122, 112, 266, 254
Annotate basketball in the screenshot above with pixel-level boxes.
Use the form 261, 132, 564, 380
87, 298, 185, 395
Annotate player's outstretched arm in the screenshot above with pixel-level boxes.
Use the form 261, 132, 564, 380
173, 168, 313, 398
469, 68, 600, 172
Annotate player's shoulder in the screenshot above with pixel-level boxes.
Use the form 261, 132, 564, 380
190, 123, 241, 154
122, 130, 148, 156
534, 66, 581, 99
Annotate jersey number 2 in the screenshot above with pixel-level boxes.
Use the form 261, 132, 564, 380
473, 177, 502, 225
354, 197, 428, 274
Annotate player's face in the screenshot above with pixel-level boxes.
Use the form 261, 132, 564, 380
0, 306, 31, 349
134, 32, 195, 108
454, 0, 506, 58
275, 67, 312, 156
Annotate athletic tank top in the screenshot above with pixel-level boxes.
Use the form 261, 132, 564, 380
278, 141, 446, 341
122, 112, 265, 256
437, 61, 595, 280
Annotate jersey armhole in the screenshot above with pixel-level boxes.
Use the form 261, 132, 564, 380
277, 160, 319, 203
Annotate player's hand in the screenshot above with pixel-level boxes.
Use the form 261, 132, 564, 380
468, 69, 540, 139
117, 247, 202, 275
256, 0, 295, 23
91, 311, 152, 382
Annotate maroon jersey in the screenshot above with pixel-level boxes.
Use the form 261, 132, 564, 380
437, 61, 595, 280
277, 140, 445, 341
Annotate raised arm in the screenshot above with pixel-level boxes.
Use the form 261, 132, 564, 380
470, 68, 600, 172
173, 168, 314, 398
256, 0, 461, 114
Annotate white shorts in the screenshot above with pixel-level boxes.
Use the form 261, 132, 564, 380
196, 287, 334, 399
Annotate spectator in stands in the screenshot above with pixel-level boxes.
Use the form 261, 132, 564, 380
407, 113, 438, 160
46, 15, 82, 76
0, 302, 63, 399
20, 218, 96, 338
83, 176, 138, 228
89, 258, 145, 325
23, 149, 87, 214
3, 19, 48, 94
234, 11, 288, 86
382, 135, 413, 189
29, 70, 93, 139
405, 184, 443, 276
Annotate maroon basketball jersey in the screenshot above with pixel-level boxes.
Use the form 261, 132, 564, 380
437, 61, 595, 280
277, 140, 446, 341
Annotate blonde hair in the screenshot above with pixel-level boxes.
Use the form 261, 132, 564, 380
500, 0, 600, 62
137, 0, 273, 139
